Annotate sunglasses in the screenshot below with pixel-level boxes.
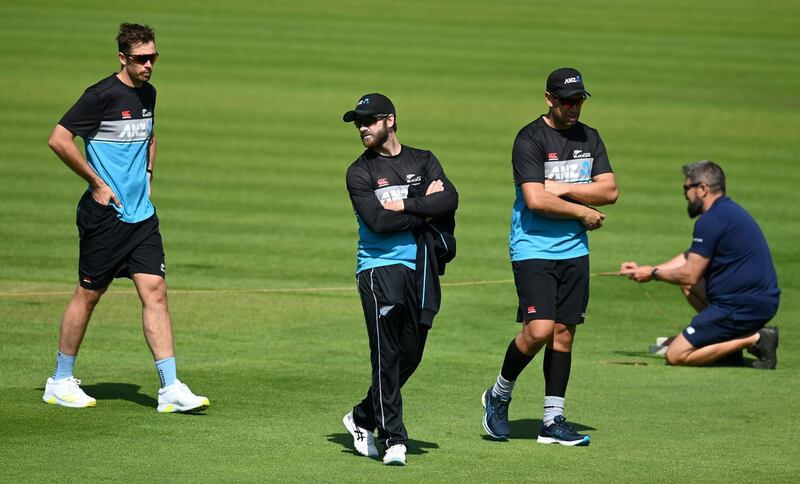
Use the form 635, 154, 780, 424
558, 96, 586, 107
125, 52, 159, 65
354, 114, 389, 128
683, 182, 702, 193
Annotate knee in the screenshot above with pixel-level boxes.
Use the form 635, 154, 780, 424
76, 287, 105, 309
665, 347, 685, 366
141, 286, 167, 309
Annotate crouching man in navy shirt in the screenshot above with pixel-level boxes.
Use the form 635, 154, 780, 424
621, 161, 780, 369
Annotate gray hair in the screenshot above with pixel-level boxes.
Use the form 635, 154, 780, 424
682, 160, 726, 194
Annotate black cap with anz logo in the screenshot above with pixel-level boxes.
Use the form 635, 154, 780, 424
343, 93, 396, 122
546, 68, 591, 99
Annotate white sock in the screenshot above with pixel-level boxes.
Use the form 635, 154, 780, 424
543, 396, 564, 427
492, 373, 515, 399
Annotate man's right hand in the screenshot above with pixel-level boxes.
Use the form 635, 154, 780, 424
92, 184, 122, 208
580, 206, 605, 230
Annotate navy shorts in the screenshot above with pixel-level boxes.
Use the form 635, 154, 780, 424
512, 255, 590, 324
76, 191, 165, 290
682, 304, 767, 348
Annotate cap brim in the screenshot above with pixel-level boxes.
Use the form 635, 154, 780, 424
343, 110, 357, 122
557, 88, 591, 98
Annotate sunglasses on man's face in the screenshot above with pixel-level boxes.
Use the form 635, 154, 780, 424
354, 114, 389, 128
557, 96, 586, 107
126, 52, 159, 65
683, 182, 702, 194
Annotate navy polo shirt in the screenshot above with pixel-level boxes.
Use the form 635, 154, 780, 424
689, 196, 780, 321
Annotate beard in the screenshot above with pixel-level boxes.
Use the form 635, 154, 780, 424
687, 197, 704, 218
362, 122, 389, 149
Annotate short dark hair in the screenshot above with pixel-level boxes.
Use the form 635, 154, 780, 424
682, 160, 726, 194
117, 23, 155, 54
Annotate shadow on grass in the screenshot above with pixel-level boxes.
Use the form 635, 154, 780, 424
78, 382, 157, 407
36, 382, 210, 414
612, 349, 752, 367
481, 418, 597, 441
327, 433, 439, 456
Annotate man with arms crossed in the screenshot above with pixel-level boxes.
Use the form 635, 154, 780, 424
482, 68, 618, 445
341, 93, 458, 465
621, 161, 779, 368
44, 23, 208, 413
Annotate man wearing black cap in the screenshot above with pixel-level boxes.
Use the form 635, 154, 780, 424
481, 68, 618, 445
340, 93, 458, 465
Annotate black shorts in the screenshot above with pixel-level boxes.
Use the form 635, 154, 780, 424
76, 191, 165, 290
512, 255, 589, 324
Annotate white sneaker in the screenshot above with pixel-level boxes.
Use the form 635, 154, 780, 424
383, 444, 407, 466
342, 411, 378, 458
43, 377, 96, 408
157, 379, 209, 413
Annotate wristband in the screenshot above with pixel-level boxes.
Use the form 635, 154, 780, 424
651, 268, 659, 281
146, 169, 153, 179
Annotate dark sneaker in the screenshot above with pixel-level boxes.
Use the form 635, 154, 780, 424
482, 387, 510, 439
537, 415, 590, 446
748, 327, 779, 369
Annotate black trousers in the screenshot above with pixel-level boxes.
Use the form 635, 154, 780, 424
352, 264, 429, 449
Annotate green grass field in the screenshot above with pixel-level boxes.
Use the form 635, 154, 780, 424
1, 0, 798, 481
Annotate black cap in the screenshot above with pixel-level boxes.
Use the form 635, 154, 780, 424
342, 93, 396, 122
546, 68, 591, 99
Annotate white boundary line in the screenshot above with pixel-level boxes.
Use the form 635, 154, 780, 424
0, 279, 516, 299
0, 273, 619, 299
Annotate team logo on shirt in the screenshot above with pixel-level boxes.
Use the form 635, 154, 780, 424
121, 110, 132, 119
405, 173, 422, 184
573, 149, 592, 159
548, 153, 559, 160
377, 178, 389, 187
527, 305, 537, 314
142, 108, 152, 118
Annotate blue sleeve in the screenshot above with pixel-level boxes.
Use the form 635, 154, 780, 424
689, 212, 723, 258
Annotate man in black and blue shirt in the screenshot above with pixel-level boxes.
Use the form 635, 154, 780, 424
43, 23, 208, 413
482, 68, 618, 446
621, 161, 780, 369
341, 93, 458, 466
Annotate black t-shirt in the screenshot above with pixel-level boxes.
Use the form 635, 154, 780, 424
512, 116, 612, 185
509, 116, 614, 260
58, 74, 157, 223
346, 145, 458, 273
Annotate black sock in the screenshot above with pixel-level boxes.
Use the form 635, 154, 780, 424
543, 348, 572, 397
500, 339, 534, 381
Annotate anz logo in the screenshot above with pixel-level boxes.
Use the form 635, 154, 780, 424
545, 159, 593, 183
374, 185, 409, 202
118, 122, 149, 139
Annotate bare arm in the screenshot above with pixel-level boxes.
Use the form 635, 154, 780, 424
620, 252, 709, 285
521, 182, 605, 230
147, 132, 156, 195
544, 173, 618, 206
148, 131, 157, 174
48, 124, 120, 207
